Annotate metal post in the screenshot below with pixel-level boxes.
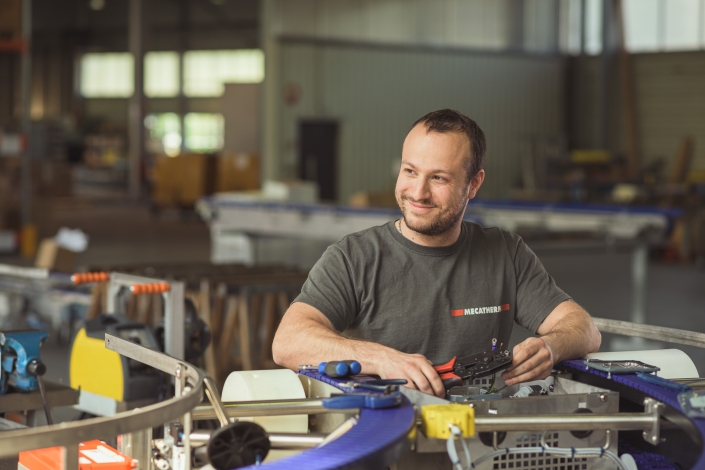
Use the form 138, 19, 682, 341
596, 0, 611, 149
164, 281, 185, 361
62, 444, 78, 470
118, 428, 152, 470
20, 0, 32, 229
128, 0, 144, 200
631, 243, 648, 325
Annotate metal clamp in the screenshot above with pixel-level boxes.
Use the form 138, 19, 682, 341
642, 397, 663, 445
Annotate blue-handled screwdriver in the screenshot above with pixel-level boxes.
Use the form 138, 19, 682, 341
318, 360, 362, 377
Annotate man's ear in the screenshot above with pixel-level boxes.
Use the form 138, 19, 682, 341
467, 169, 485, 200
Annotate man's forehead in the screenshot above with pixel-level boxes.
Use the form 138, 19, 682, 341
404, 126, 469, 147
402, 126, 470, 158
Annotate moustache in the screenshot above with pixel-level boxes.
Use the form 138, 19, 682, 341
400, 194, 438, 208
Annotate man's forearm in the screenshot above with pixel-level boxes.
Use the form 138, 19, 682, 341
541, 308, 601, 364
272, 317, 392, 374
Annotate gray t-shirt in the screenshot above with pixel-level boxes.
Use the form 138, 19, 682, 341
295, 221, 571, 363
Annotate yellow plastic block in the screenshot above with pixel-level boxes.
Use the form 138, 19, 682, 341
421, 404, 475, 439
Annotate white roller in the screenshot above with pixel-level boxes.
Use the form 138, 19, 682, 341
585, 349, 699, 379
222, 369, 308, 432
221, 369, 309, 462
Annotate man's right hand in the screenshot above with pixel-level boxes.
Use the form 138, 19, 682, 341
374, 349, 446, 397
273, 303, 446, 398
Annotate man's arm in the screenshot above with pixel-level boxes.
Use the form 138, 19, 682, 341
501, 300, 601, 386
272, 302, 446, 397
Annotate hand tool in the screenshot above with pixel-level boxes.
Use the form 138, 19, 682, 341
433, 349, 512, 390
318, 360, 362, 377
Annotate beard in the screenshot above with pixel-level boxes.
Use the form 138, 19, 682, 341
396, 191, 467, 237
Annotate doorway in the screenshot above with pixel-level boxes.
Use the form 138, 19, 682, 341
298, 119, 339, 202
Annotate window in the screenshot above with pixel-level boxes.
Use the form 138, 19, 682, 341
145, 113, 182, 157
184, 113, 224, 152
584, 0, 603, 55
623, 0, 660, 52
663, 0, 701, 51
563, 0, 705, 54
183, 49, 264, 97
144, 113, 224, 155
145, 52, 179, 97
80, 53, 134, 98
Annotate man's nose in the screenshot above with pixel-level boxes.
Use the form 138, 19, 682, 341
410, 177, 431, 201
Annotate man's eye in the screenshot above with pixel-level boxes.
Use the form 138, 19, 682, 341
433, 176, 447, 182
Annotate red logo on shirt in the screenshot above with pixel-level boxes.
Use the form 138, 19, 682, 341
451, 304, 510, 317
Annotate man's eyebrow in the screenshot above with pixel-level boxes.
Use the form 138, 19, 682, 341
401, 161, 453, 176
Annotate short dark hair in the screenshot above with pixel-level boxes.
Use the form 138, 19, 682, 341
411, 109, 486, 183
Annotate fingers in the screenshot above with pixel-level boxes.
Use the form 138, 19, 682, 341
379, 352, 445, 396
502, 338, 552, 386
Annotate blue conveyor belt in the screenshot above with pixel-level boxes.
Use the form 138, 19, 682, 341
561, 360, 705, 470
240, 371, 415, 469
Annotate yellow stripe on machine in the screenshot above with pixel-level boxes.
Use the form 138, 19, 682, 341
69, 328, 124, 402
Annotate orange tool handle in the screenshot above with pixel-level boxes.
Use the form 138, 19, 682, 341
130, 282, 171, 295
71, 272, 110, 285
432, 356, 457, 374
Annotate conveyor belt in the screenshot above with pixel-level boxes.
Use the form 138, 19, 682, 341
561, 359, 705, 470
239, 371, 416, 469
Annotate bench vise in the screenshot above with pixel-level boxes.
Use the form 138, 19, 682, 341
0, 330, 49, 394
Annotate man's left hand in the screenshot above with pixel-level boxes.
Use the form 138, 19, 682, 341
501, 337, 553, 386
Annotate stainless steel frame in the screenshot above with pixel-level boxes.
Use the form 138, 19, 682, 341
0, 338, 202, 460
106, 272, 185, 360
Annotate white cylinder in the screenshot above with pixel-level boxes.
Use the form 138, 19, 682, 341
221, 369, 308, 433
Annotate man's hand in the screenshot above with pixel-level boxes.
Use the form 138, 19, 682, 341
273, 303, 447, 397
501, 337, 553, 386
375, 349, 446, 398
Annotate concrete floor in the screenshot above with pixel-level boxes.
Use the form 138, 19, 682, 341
3, 200, 705, 424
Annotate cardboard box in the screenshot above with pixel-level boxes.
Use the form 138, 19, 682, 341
152, 153, 215, 207
349, 189, 398, 208
216, 152, 260, 192
0, 0, 21, 41
35, 238, 77, 273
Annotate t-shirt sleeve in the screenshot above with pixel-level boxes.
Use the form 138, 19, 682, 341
508, 233, 572, 334
293, 245, 359, 333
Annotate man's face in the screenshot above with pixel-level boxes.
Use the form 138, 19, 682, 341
395, 124, 482, 237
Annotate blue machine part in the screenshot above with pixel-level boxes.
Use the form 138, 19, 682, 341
322, 391, 403, 410
0, 330, 49, 394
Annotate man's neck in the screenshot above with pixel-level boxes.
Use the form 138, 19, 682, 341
399, 219, 463, 247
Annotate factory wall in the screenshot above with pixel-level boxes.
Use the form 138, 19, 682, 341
0, 0, 258, 130
274, 39, 566, 201
569, 51, 705, 173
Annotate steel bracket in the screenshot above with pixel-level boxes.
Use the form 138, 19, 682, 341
642, 397, 663, 445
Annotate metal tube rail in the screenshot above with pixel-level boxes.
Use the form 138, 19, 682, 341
592, 317, 705, 349
190, 430, 325, 450
0, 371, 203, 458
269, 433, 326, 449
192, 400, 357, 420
475, 412, 655, 432
0, 334, 205, 459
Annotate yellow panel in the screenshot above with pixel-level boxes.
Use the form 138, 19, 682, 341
421, 404, 475, 439
69, 328, 124, 401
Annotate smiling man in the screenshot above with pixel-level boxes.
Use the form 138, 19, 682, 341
272, 109, 601, 397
